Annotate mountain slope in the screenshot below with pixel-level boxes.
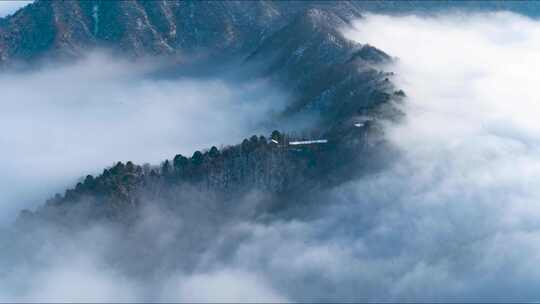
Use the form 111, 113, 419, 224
7, 1, 402, 227
247, 7, 397, 133
0, 1, 365, 64
2, 0, 540, 65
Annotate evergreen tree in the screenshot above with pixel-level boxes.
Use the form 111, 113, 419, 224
192, 151, 204, 166
209, 146, 220, 158
271, 130, 281, 142
162, 160, 171, 176
173, 154, 188, 170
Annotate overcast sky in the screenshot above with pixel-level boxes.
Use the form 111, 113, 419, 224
0, 1, 32, 18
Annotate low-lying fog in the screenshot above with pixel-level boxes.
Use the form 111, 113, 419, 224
3, 10, 540, 303
0, 53, 287, 224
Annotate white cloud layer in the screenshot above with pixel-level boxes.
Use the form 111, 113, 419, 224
5, 11, 540, 303
281, 12, 540, 300
0, 53, 286, 224
175, 12, 540, 301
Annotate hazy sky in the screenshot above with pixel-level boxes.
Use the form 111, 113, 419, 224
0, 1, 31, 17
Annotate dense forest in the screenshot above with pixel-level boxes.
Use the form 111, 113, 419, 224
20, 116, 399, 228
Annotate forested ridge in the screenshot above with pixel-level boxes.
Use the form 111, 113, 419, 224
20, 122, 396, 227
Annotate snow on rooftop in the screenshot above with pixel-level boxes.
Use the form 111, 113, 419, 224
289, 139, 328, 146
354, 116, 374, 127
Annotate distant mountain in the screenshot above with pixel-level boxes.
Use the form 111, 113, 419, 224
0, 1, 356, 63
2, 0, 539, 65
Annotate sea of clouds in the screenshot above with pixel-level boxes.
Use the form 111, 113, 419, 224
0, 53, 287, 225
3, 11, 540, 302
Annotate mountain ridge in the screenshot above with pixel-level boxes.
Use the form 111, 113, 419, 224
0, 1, 364, 64
2, 0, 540, 66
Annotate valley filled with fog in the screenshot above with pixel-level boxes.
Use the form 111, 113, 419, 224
0, 53, 288, 224
3, 4, 540, 302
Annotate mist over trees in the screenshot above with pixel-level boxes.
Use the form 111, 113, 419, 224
21, 123, 394, 228
6, 0, 512, 302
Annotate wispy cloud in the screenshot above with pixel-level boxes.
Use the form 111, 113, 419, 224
0, 53, 287, 224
